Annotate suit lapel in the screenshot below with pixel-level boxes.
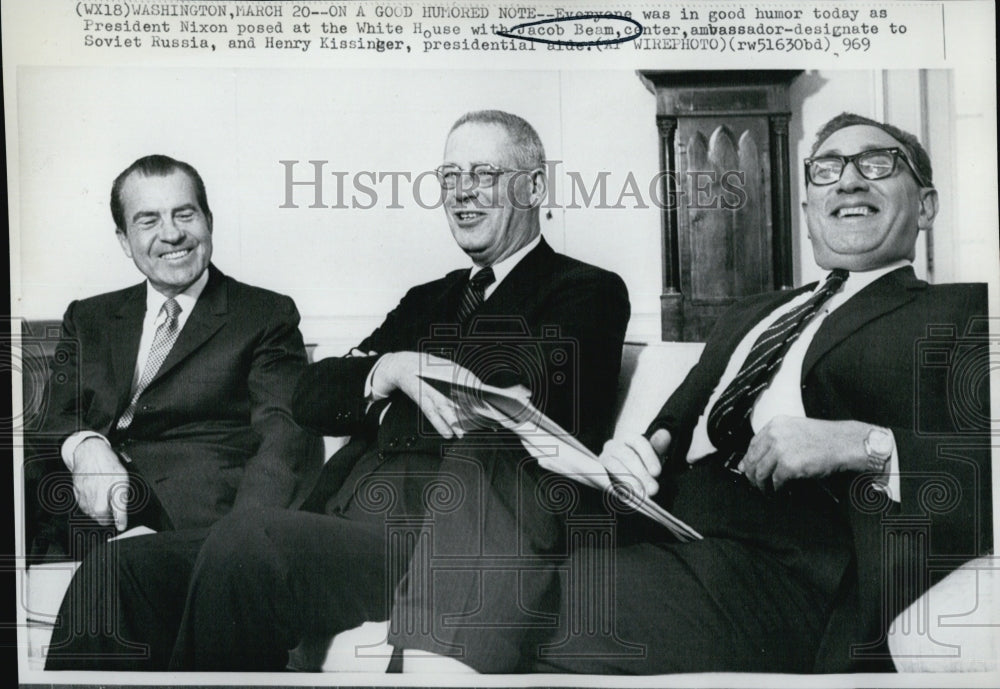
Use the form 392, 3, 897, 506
476, 238, 555, 319
802, 266, 925, 380
437, 269, 470, 323
110, 283, 147, 406
145, 265, 228, 390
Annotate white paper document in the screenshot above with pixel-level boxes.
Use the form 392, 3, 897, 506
419, 370, 703, 542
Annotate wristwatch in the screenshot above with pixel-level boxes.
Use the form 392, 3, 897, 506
864, 426, 894, 474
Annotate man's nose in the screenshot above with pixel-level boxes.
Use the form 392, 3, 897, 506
836, 160, 870, 193
158, 218, 185, 242
452, 173, 480, 203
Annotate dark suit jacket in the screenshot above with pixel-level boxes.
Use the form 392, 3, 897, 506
645, 266, 991, 672
294, 238, 631, 514
29, 264, 322, 551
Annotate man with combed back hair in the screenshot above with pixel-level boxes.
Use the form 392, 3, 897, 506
40, 154, 321, 670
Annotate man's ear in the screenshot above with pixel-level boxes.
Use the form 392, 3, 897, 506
917, 188, 939, 231
801, 200, 812, 238
530, 169, 547, 208
116, 230, 133, 258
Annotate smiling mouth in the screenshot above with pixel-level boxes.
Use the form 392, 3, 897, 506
833, 205, 878, 219
452, 210, 487, 223
160, 248, 193, 260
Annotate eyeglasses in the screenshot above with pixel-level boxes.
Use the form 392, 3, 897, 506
804, 147, 931, 188
435, 164, 536, 189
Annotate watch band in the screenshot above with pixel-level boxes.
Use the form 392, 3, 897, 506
864, 426, 893, 474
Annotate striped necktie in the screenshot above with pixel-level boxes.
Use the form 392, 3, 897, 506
117, 298, 182, 430
707, 269, 848, 466
456, 267, 495, 324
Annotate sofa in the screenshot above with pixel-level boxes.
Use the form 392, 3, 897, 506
21, 337, 997, 674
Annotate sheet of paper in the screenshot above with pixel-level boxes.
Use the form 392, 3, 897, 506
108, 525, 158, 542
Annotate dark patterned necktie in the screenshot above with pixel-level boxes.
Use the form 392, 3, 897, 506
456, 267, 495, 324
707, 269, 849, 464
117, 298, 182, 430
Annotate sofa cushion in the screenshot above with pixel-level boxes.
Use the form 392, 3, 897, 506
888, 556, 998, 672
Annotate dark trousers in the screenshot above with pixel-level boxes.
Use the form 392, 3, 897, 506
390, 457, 854, 673
171, 509, 395, 670
45, 527, 207, 670
388, 439, 619, 669
45, 447, 442, 671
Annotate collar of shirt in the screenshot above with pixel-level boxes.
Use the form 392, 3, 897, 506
143, 268, 209, 330
815, 259, 911, 313
470, 234, 542, 300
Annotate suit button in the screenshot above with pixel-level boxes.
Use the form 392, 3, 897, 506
377, 450, 386, 463
405, 436, 416, 447
141, 404, 151, 411
388, 438, 398, 448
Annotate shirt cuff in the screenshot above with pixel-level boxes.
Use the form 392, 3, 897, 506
61, 431, 111, 472
871, 430, 900, 503
365, 354, 393, 402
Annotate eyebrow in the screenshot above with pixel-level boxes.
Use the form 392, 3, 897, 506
814, 144, 896, 157
131, 210, 160, 223
130, 204, 199, 223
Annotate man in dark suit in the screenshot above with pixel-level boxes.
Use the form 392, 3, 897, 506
392, 113, 991, 674
41, 154, 322, 669
162, 110, 630, 670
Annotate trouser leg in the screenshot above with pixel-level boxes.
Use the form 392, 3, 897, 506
169, 508, 389, 671
532, 538, 836, 674
45, 528, 206, 670
389, 440, 610, 671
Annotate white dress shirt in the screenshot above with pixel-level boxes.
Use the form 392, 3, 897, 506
685, 261, 910, 501
61, 270, 210, 470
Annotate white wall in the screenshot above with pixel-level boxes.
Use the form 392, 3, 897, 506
14, 68, 993, 346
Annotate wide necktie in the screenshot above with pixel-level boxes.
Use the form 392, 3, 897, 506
456, 267, 496, 324
116, 298, 183, 430
707, 269, 849, 465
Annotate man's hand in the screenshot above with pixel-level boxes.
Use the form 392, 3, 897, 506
72, 438, 129, 531
738, 416, 870, 492
371, 351, 480, 439
597, 429, 671, 497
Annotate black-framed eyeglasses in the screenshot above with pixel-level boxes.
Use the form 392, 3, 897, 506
435, 164, 536, 189
804, 147, 932, 188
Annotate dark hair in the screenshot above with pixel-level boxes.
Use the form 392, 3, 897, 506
449, 110, 546, 170
110, 154, 212, 232
811, 112, 933, 187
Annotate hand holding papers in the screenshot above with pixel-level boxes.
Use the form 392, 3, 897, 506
417, 365, 702, 542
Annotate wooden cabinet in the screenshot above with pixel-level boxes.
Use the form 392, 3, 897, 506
638, 71, 802, 341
